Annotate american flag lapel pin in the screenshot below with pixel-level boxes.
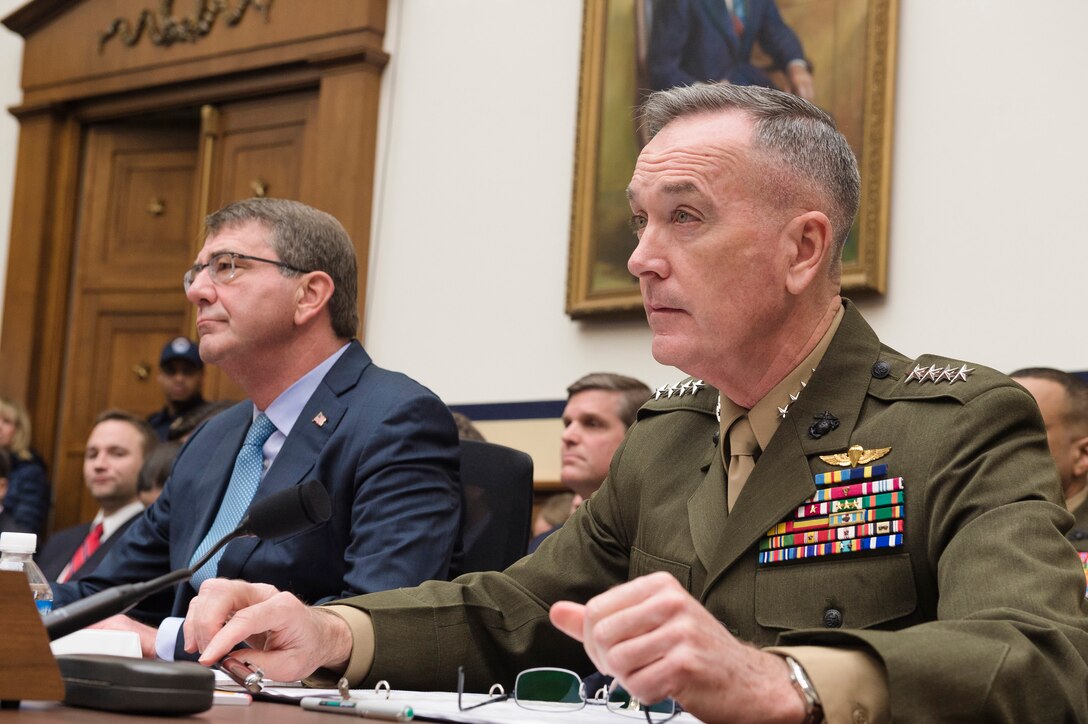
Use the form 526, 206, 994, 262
312, 411, 327, 427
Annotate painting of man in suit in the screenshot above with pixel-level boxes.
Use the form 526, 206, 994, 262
646, 0, 814, 101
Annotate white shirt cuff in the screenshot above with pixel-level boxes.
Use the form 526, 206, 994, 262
155, 616, 185, 661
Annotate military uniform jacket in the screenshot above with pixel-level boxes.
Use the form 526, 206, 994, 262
348, 303, 1088, 720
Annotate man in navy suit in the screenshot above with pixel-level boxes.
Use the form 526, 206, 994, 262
648, 0, 814, 101
51, 198, 463, 659
38, 411, 156, 582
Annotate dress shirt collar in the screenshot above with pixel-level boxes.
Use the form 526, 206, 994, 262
92, 499, 146, 541
255, 342, 351, 465
719, 304, 845, 456
1066, 485, 1087, 514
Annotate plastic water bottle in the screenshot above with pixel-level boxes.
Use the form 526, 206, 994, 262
0, 531, 53, 614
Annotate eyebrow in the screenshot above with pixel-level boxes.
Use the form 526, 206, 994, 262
626, 181, 699, 200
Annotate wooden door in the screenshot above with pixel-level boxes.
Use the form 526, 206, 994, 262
52, 120, 200, 530
194, 90, 320, 402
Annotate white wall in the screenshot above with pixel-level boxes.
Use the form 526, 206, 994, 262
1, 0, 1086, 402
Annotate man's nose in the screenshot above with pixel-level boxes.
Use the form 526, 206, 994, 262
627, 226, 667, 278
185, 266, 215, 304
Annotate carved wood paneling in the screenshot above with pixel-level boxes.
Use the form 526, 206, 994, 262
1, 1, 388, 533
78, 122, 199, 289
54, 291, 189, 528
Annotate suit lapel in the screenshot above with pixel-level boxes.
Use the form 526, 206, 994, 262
697, 302, 881, 590
700, 0, 741, 56
183, 409, 249, 562
216, 343, 369, 578
688, 444, 728, 573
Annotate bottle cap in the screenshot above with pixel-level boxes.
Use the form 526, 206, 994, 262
0, 532, 37, 554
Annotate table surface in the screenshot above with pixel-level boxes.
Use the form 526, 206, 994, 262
5, 699, 341, 721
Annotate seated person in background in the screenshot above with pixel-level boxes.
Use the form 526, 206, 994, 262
38, 411, 154, 583
0, 395, 51, 536
1010, 368, 1088, 549
147, 337, 206, 441
137, 440, 181, 507
186, 84, 1088, 722
167, 399, 235, 442
532, 492, 573, 539
450, 411, 485, 442
52, 197, 462, 660
0, 449, 30, 534
528, 373, 650, 552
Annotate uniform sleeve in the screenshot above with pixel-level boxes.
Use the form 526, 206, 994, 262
335, 436, 642, 693
776, 384, 1088, 720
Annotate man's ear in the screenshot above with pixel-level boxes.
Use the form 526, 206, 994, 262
1073, 433, 1088, 479
294, 271, 336, 327
783, 211, 832, 296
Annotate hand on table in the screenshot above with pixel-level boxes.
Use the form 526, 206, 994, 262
550, 571, 804, 724
88, 613, 158, 659
183, 578, 353, 681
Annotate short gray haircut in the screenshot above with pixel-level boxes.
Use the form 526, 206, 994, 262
567, 373, 652, 429
638, 83, 861, 278
205, 198, 359, 339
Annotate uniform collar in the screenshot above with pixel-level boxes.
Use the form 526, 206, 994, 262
719, 304, 845, 453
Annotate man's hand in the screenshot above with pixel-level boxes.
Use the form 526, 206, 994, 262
549, 572, 804, 724
787, 62, 815, 102
88, 614, 159, 659
183, 579, 353, 682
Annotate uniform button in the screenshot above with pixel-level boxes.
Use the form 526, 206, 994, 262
712, 431, 720, 446
852, 707, 870, 724
1072, 530, 1087, 541
823, 607, 843, 628
871, 360, 891, 379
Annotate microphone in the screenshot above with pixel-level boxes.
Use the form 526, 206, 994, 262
43, 479, 332, 641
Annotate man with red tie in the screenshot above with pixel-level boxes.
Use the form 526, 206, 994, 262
37, 410, 156, 582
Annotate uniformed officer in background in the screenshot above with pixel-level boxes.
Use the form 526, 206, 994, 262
1010, 367, 1088, 550
184, 84, 1088, 722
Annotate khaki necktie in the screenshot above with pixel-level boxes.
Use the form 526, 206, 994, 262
726, 414, 760, 511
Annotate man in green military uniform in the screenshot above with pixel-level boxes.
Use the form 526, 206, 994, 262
185, 84, 1088, 722
1010, 367, 1088, 550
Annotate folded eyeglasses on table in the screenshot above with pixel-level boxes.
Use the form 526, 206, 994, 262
457, 666, 680, 724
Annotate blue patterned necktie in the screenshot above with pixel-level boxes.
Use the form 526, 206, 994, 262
189, 413, 277, 589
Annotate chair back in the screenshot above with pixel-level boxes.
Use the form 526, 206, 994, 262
457, 439, 534, 574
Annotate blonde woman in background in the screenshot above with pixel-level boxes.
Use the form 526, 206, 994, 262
0, 396, 51, 535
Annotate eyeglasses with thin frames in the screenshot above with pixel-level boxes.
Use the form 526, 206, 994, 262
183, 251, 311, 293
457, 666, 679, 723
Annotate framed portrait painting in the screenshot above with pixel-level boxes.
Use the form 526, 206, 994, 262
566, 0, 899, 317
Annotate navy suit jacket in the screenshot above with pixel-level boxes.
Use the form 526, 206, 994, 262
52, 342, 463, 624
36, 517, 140, 582
647, 0, 806, 92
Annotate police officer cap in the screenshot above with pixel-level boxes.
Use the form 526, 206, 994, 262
160, 337, 203, 369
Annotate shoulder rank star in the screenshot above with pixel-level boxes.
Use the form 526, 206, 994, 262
653, 379, 705, 400
820, 444, 891, 468
904, 362, 973, 385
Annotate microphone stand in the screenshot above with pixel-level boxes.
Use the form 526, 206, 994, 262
43, 526, 249, 641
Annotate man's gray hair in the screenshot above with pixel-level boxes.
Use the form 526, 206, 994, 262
567, 373, 652, 429
638, 83, 861, 277
205, 198, 359, 339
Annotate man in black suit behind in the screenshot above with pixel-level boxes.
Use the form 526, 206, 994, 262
38, 410, 156, 582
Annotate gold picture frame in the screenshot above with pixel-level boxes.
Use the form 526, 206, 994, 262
566, 0, 899, 318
